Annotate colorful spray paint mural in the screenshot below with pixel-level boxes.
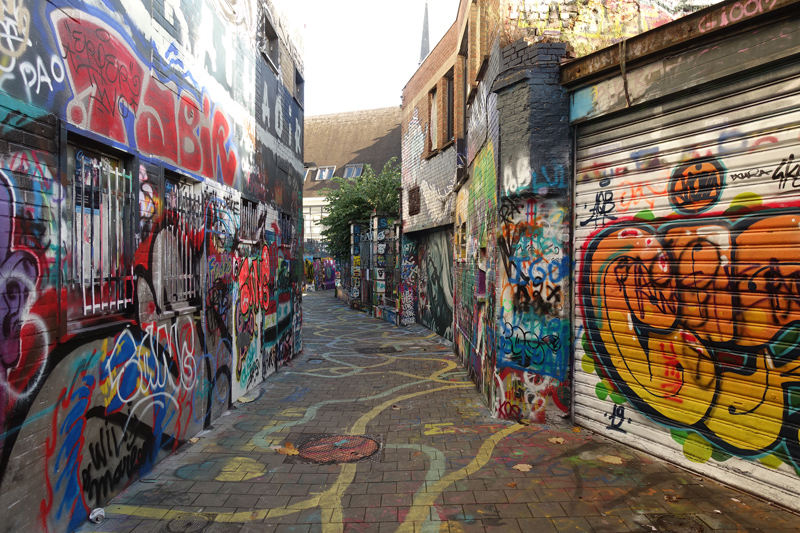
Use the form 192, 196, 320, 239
0, 0, 304, 531
454, 142, 498, 407
398, 230, 454, 340
495, 195, 571, 422
302, 257, 334, 290
574, 61, 800, 508
419, 231, 455, 341
315, 259, 336, 290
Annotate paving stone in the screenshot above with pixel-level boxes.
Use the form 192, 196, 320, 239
73, 292, 800, 533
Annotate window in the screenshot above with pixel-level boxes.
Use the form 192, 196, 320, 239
429, 88, 438, 151
279, 212, 293, 247
294, 67, 304, 108
304, 168, 315, 181
163, 174, 201, 306
316, 166, 335, 180
408, 185, 421, 216
303, 205, 326, 241
343, 164, 363, 179
446, 70, 455, 143
239, 198, 259, 243
262, 13, 279, 69
67, 144, 136, 320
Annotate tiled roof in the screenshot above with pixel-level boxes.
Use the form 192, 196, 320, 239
303, 107, 401, 197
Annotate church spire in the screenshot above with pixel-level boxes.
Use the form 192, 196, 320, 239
419, 0, 430, 65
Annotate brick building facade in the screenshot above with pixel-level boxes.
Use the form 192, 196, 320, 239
0, 0, 304, 531
401, 0, 716, 421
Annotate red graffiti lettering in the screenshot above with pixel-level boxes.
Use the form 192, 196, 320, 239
178, 94, 202, 171
53, 11, 238, 185
55, 13, 144, 144
135, 78, 177, 160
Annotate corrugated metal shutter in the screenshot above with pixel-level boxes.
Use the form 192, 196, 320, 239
573, 60, 800, 510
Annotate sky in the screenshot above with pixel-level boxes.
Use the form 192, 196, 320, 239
285, 0, 462, 117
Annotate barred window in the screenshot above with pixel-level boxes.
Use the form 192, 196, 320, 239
280, 212, 292, 247
67, 144, 136, 320
240, 198, 259, 243
163, 175, 201, 306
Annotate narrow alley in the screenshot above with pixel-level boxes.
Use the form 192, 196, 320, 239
77, 291, 800, 533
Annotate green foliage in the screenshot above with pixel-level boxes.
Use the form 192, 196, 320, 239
320, 158, 401, 260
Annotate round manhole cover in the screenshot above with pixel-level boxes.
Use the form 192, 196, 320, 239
298, 435, 380, 463
163, 514, 212, 532
652, 515, 706, 533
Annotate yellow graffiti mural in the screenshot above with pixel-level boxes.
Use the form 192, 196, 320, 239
582, 210, 800, 461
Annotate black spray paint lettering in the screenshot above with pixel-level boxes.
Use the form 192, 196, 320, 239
604, 404, 629, 433
81, 421, 150, 502
580, 191, 617, 228
771, 154, 800, 189
731, 168, 770, 181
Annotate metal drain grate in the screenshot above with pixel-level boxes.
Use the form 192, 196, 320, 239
356, 346, 398, 354
305, 359, 324, 364
160, 513, 214, 532
647, 514, 708, 532
283, 434, 383, 464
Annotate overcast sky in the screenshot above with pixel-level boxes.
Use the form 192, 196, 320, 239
286, 0, 462, 116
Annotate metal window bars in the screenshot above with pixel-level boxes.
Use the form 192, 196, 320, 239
240, 200, 259, 243
73, 152, 135, 316
279, 212, 292, 247
164, 181, 202, 304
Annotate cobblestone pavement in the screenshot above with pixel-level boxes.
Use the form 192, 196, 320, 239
78, 291, 800, 533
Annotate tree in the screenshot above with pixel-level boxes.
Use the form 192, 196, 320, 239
320, 158, 401, 260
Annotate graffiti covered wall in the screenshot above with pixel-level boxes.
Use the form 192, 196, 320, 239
494, 43, 572, 423
0, 0, 304, 531
500, 0, 717, 57
573, 12, 800, 510
401, 230, 455, 340
314, 258, 336, 290
454, 142, 498, 406
454, 40, 500, 408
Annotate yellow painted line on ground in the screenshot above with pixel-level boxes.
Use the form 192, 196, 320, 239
321, 384, 473, 533
109, 384, 470, 527
396, 423, 525, 533
348, 384, 471, 436
320, 463, 357, 532
294, 356, 457, 382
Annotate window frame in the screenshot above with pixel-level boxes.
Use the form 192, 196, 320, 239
162, 170, 202, 309
65, 138, 138, 328
262, 13, 280, 71
446, 70, 455, 143
294, 67, 304, 108
316, 166, 335, 181
429, 88, 438, 151
343, 164, 363, 179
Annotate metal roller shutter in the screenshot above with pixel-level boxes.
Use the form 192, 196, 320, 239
574, 59, 800, 510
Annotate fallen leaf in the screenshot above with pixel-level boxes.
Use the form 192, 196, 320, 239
548, 437, 565, 444
572, 427, 582, 433
506, 482, 517, 488
391, 405, 400, 410
664, 495, 678, 502
512, 464, 532, 472
597, 455, 623, 465
713, 510, 722, 514
189, 437, 200, 444
411, 451, 422, 458
276, 443, 300, 456
238, 397, 255, 404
